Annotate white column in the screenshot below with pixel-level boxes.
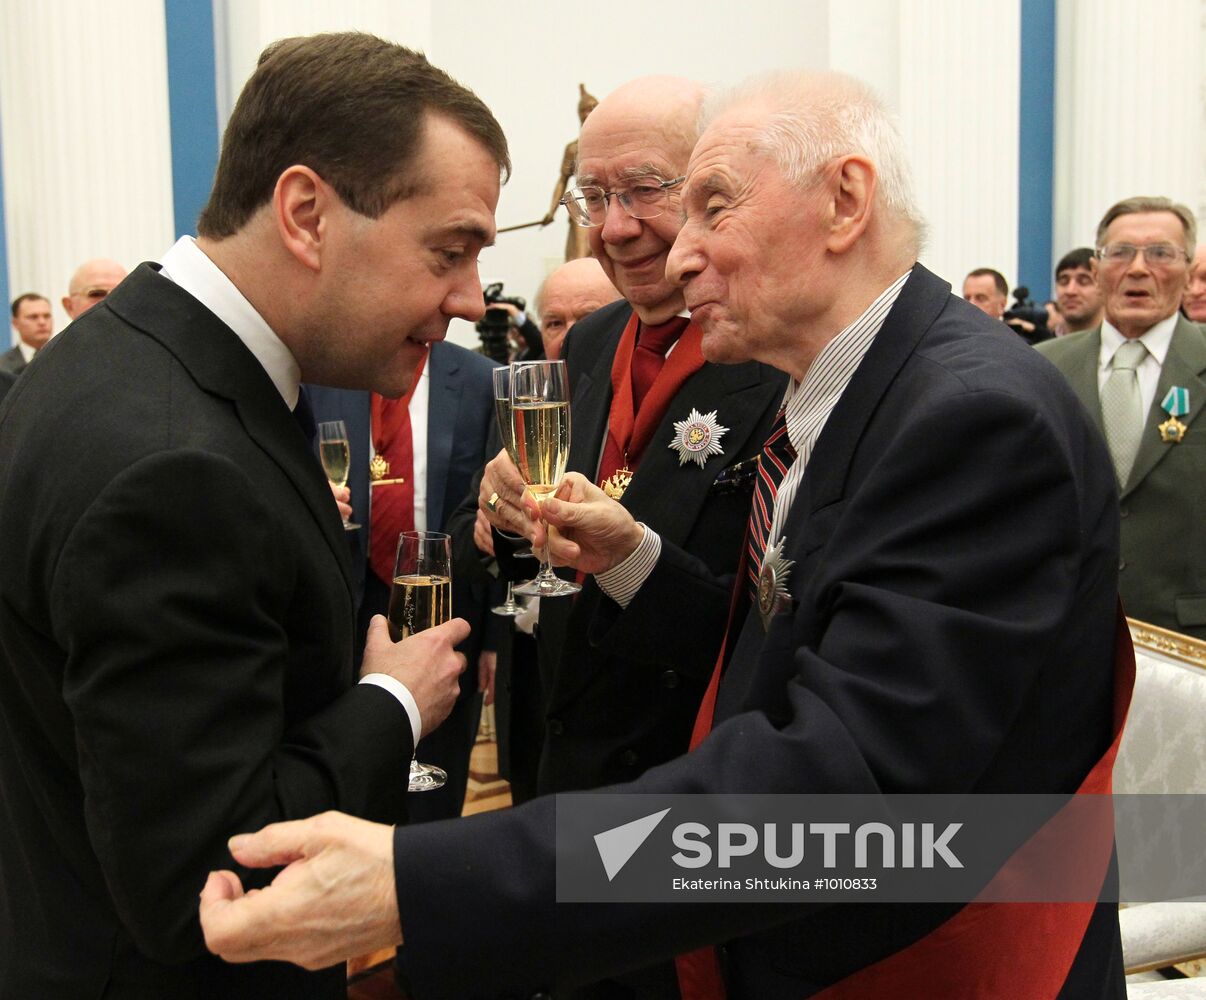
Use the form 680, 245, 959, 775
899, 0, 1022, 293
1053, 0, 1203, 255
0, 0, 175, 335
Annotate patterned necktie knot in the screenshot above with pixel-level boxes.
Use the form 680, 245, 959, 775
1111, 339, 1147, 372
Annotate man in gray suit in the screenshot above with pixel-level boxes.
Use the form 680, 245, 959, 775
2, 293, 53, 374
1038, 196, 1206, 639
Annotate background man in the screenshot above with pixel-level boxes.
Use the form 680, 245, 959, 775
533, 255, 620, 360
2, 293, 53, 373
0, 32, 505, 999
480, 75, 785, 813
1039, 196, 1206, 639
307, 337, 497, 823
62, 257, 128, 320
200, 69, 1125, 1000
1183, 242, 1206, 322
1055, 247, 1105, 334
961, 266, 1008, 318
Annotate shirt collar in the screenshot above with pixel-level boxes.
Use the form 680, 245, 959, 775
158, 236, 301, 408
1099, 312, 1178, 369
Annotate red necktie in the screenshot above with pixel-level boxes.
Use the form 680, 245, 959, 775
368, 354, 426, 585
630, 316, 689, 411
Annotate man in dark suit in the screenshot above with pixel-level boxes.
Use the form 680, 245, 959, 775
307, 337, 497, 822
1039, 197, 1206, 640
0, 368, 16, 406
481, 76, 785, 807
201, 70, 1127, 1000
0, 33, 508, 1000
2, 292, 53, 373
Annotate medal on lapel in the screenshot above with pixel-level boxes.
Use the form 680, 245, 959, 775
758, 537, 794, 632
669, 408, 729, 468
603, 466, 633, 500
1157, 387, 1190, 444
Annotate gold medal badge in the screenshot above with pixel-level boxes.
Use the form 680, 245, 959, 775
369, 453, 390, 481
602, 467, 633, 500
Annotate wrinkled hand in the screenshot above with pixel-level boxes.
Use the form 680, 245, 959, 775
328, 483, 352, 523
539, 473, 644, 575
200, 811, 399, 970
477, 649, 497, 706
360, 616, 467, 739
473, 509, 496, 557
479, 449, 539, 542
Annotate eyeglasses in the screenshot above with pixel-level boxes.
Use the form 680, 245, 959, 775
70, 287, 111, 301
560, 175, 685, 227
1095, 243, 1189, 267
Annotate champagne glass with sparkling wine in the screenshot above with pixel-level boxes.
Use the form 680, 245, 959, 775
388, 530, 452, 792
510, 360, 580, 598
490, 366, 530, 616
317, 420, 360, 530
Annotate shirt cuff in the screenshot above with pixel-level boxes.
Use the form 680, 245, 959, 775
359, 673, 421, 747
596, 524, 661, 609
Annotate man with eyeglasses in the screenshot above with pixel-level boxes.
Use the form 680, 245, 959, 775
1038, 196, 1206, 639
62, 257, 127, 321
478, 76, 785, 813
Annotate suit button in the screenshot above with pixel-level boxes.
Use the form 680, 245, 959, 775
1119, 506, 1129, 518
547, 719, 564, 737
621, 749, 640, 767
660, 670, 680, 689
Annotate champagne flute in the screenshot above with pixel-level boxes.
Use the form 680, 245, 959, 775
490, 367, 529, 616
388, 530, 452, 792
317, 420, 360, 531
510, 360, 580, 598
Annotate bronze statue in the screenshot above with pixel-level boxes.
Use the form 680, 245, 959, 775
541, 84, 598, 261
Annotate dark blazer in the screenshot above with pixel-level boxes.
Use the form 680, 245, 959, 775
1037, 317, 1206, 638
0, 343, 27, 375
0, 264, 414, 999
391, 266, 1124, 1000
0, 367, 16, 407
306, 342, 497, 822
495, 299, 786, 794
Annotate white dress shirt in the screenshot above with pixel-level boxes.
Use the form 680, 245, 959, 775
157, 236, 421, 742
1098, 313, 1177, 419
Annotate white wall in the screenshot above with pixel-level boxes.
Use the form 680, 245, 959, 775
0, 0, 175, 335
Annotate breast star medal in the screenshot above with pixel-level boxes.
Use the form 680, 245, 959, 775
1158, 386, 1190, 444
369, 453, 390, 481
602, 466, 633, 500
668, 408, 729, 468
757, 537, 794, 632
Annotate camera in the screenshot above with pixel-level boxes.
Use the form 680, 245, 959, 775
476, 283, 527, 364
1002, 286, 1051, 345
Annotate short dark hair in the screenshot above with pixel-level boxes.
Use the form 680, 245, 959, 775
11, 293, 49, 318
1055, 247, 1095, 278
966, 268, 1008, 297
198, 32, 510, 238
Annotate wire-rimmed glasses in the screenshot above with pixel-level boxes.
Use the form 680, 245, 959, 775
559, 175, 685, 228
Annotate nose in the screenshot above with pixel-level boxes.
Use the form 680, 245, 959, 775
1124, 249, 1152, 276
599, 193, 641, 244
446, 267, 486, 323
666, 225, 702, 288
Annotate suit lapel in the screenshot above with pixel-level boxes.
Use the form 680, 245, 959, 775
1122, 317, 1206, 499
106, 264, 355, 598
1066, 329, 1106, 436
425, 342, 461, 528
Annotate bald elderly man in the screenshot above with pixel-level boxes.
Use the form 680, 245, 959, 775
534, 256, 620, 360
62, 258, 127, 321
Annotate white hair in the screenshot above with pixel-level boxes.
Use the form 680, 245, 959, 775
701, 71, 927, 252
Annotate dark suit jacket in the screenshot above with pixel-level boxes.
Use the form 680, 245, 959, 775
0, 368, 16, 407
0, 264, 414, 999
1037, 317, 1206, 638
0, 343, 27, 375
391, 265, 1123, 999
492, 299, 786, 794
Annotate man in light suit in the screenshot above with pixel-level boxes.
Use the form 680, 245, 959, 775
307, 337, 497, 822
201, 70, 1127, 1000
0, 33, 506, 999
2, 293, 53, 374
1038, 196, 1206, 639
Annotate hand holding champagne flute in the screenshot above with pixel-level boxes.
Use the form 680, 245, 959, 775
317, 420, 360, 530
389, 530, 452, 792
510, 360, 580, 598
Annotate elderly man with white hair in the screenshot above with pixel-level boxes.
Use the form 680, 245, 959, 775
201, 70, 1128, 1000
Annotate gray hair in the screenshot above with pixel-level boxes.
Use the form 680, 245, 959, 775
700, 70, 926, 251
1095, 196, 1197, 252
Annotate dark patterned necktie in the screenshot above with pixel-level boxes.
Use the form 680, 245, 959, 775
746, 407, 796, 598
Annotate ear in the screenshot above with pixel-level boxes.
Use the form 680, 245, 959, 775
60, 296, 72, 316
272, 165, 332, 273
824, 155, 876, 255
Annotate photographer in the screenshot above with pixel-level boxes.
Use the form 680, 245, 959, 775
1003, 285, 1054, 345
962, 267, 1051, 345
475, 282, 542, 362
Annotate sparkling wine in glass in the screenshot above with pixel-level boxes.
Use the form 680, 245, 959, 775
388, 530, 452, 792
510, 360, 580, 598
317, 420, 360, 531
490, 367, 528, 616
